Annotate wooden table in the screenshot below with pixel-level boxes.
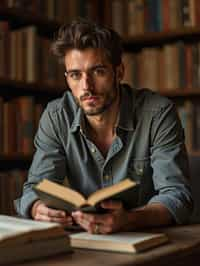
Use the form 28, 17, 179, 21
14, 224, 200, 266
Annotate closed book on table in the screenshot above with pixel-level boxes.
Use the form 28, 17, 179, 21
0, 215, 71, 265
70, 231, 169, 253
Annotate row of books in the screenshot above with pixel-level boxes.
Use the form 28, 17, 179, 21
2, 1, 200, 37
123, 41, 200, 90
177, 101, 200, 152
0, 22, 65, 85
0, 169, 27, 215
107, 0, 200, 37
0, 0, 100, 24
2, 19, 200, 91
0, 96, 44, 155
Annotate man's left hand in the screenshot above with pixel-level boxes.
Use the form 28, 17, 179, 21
72, 200, 129, 234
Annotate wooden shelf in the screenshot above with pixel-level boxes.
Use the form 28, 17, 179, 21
0, 7, 60, 37
0, 77, 65, 97
160, 89, 200, 97
0, 153, 33, 169
189, 151, 200, 157
124, 27, 200, 48
1, 78, 200, 98
0, 153, 33, 161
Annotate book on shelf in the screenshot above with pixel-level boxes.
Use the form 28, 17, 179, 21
33, 178, 137, 213
0, 215, 71, 265
70, 231, 169, 254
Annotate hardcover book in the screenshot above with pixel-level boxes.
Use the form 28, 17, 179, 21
70, 231, 169, 253
33, 178, 137, 213
0, 215, 71, 265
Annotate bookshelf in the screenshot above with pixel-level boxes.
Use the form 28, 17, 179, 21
125, 27, 200, 48
0, 0, 199, 214
0, 4, 67, 215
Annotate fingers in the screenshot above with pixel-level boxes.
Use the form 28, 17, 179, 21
33, 201, 73, 225
37, 203, 66, 218
73, 212, 94, 233
72, 201, 126, 234
72, 211, 115, 234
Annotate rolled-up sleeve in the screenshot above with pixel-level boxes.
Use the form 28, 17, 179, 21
149, 102, 193, 224
15, 106, 67, 218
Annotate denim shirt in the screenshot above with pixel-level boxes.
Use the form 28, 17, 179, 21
15, 85, 193, 223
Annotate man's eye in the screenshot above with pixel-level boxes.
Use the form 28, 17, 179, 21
93, 68, 107, 76
69, 72, 81, 80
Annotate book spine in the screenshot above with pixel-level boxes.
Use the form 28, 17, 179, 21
3, 100, 17, 155
0, 97, 3, 154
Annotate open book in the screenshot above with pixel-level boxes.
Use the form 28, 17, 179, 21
33, 178, 137, 213
70, 231, 169, 253
0, 215, 71, 265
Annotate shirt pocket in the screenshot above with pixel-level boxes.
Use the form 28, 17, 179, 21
128, 157, 151, 182
128, 157, 154, 206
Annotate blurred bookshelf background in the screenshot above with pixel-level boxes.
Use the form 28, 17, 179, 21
0, 0, 200, 215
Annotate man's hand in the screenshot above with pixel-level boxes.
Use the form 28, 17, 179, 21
72, 200, 129, 234
31, 200, 73, 226
72, 201, 174, 234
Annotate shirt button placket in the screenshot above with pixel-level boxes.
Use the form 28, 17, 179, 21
104, 175, 110, 181
137, 167, 143, 176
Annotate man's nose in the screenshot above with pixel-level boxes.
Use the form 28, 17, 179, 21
81, 72, 94, 90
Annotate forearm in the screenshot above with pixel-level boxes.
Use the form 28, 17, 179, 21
125, 203, 174, 231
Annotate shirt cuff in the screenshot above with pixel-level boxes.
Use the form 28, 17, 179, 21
148, 194, 193, 224
14, 191, 39, 218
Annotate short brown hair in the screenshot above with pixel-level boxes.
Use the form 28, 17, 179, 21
51, 18, 123, 67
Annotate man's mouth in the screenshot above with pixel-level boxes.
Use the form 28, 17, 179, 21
83, 96, 98, 102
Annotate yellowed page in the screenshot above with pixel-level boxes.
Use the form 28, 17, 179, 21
36, 179, 86, 207
87, 179, 136, 206
0, 215, 65, 246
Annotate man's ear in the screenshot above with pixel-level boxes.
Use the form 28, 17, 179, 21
116, 63, 124, 82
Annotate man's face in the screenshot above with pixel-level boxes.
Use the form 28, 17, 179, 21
64, 48, 123, 116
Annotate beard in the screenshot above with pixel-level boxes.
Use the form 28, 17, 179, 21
74, 81, 119, 116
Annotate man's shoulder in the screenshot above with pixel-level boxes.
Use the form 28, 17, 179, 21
134, 87, 174, 113
46, 91, 78, 115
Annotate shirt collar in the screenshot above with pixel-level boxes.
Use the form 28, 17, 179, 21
117, 84, 136, 131
70, 107, 83, 133
70, 84, 136, 133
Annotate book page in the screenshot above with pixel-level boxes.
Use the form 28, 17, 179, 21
35, 179, 86, 207
87, 179, 137, 206
0, 215, 65, 243
71, 231, 166, 245
0, 215, 59, 230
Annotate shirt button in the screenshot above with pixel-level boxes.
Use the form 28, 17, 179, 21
137, 168, 144, 176
104, 175, 111, 181
91, 147, 96, 153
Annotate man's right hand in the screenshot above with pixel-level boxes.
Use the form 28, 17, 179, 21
31, 200, 73, 226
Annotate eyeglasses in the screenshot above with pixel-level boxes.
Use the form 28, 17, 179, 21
64, 65, 111, 83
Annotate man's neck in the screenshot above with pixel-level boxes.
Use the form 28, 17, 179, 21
84, 96, 120, 157
86, 97, 120, 138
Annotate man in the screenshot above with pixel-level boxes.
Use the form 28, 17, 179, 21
15, 19, 193, 234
